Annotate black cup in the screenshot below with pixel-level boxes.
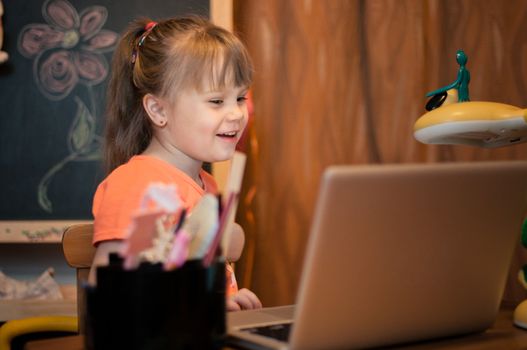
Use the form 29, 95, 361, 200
85, 258, 226, 350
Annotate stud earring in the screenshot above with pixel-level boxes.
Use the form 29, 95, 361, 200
159, 120, 166, 126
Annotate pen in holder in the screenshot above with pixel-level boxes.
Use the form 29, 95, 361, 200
85, 255, 226, 350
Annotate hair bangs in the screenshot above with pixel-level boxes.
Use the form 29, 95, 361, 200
208, 38, 253, 91
162, 28, 253, 97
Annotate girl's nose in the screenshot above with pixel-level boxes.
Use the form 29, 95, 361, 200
226, 104, 245, 121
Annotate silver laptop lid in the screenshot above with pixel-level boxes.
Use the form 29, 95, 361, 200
291, 161, 527, 349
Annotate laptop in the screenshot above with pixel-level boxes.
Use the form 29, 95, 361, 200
228, 161, 527, 350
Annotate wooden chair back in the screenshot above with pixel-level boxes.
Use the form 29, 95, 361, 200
62, 223, 96, 334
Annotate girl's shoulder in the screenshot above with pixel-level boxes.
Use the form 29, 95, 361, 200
97, 155, 167, 191
107, 155, 172, 178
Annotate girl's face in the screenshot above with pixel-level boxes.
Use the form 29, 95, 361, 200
161, 80, 249, 165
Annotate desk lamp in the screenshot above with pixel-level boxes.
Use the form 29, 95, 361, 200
414, 50, 527, 148
414, 50, 527, 329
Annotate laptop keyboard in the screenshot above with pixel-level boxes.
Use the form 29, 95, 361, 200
241, 323, 292, 342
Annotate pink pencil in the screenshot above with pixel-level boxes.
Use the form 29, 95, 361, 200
202, 192, 237, 267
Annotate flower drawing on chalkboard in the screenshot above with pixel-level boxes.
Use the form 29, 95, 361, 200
17, 0, 118, 213
18, 0, 117, 100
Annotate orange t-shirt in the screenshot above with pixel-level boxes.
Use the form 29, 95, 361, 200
92, 155, 218, 244
92, 155, 238, 295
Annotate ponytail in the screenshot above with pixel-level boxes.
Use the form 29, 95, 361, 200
103, 19, 153, 173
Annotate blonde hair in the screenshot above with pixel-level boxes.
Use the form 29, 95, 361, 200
104, 16, 253, 173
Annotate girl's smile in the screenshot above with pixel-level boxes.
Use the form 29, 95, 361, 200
216, 130, 241, 141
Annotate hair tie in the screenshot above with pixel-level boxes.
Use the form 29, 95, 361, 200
131, 21, 158, 65
138, 21, 158, 47
145, 21, 157, 31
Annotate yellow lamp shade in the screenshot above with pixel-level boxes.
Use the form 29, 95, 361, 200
414, 101, 527, 148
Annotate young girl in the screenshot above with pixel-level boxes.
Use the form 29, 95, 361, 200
89, 16, 261, 312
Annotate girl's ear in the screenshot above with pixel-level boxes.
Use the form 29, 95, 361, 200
143, 93, 168, 127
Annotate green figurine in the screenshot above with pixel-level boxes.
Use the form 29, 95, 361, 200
426, 49, 471, 103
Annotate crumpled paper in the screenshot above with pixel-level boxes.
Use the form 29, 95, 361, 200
0, 267, 63, 300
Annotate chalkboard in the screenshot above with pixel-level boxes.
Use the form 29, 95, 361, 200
0, 0, 209, 220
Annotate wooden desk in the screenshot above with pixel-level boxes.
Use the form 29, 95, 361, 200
24, 335, 239, 350
390, 307, 527, 349
24, 308, 527, 350
24, 334, 82, 350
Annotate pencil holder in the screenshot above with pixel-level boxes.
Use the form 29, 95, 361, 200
84, 257, 226, 350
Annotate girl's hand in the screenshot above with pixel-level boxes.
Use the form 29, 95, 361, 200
227, 288, 262, 311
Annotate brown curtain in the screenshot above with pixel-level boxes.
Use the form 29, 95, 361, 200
233, 0, 527, 307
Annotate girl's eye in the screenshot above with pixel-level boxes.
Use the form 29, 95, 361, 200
209, 99, 223, 105
237, 96, 248, 103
